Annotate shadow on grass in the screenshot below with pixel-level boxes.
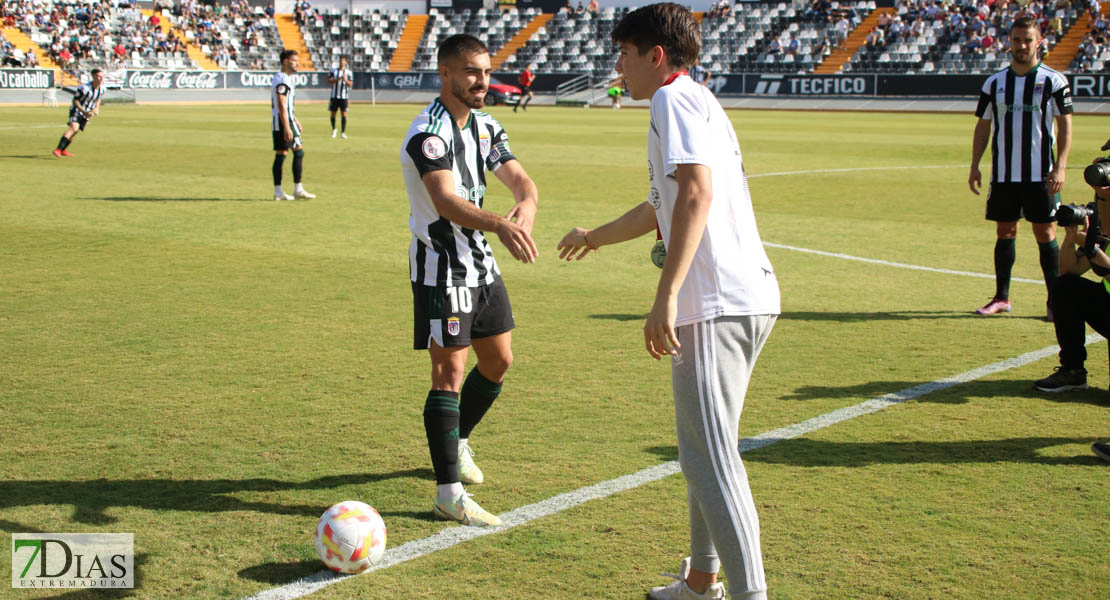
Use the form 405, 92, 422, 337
238, 559, 323, 584
590, 313, 647, 321
781, 378, 1110, 406
646, 437, 1105, 466
745, 436, 1106, 467
781, 310, 983, 322
78, 196, 257, 202
0, 154, 50, 159
0, 468, 434, 526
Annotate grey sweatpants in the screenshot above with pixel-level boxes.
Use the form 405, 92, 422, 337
672, 314, 776, 600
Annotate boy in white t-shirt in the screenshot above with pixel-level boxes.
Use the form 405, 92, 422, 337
557, 4, 779, 599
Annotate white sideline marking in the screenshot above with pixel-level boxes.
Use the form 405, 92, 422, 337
764, 241, 1044, 285
242, 334, 1103, 600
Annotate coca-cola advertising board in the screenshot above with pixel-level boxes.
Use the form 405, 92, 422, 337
124, 71, 330, 89
126, 70, 223, 89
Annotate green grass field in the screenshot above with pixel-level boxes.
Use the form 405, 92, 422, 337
1, 101, 1109, 599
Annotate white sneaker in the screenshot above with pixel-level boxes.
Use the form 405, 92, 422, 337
340, 132, 348, 139
432, 491, 501, 527
331, 129, 337, 138
294, 189, 316, 199
649, 558, 725, 600
458, 440, 484, 485
274, 192, 294, 201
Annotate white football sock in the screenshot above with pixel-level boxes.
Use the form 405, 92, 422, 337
294, 182, 305, 193
437, 482, 464, 505
274, 185, 284, 196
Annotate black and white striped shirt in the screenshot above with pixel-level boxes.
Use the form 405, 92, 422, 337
73, 82, 104, 114
329, 68, 352, 100
401, 98, 516, 287
271, 72, 299, 135
975, 64, 1072, 183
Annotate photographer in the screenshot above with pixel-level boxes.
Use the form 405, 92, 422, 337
1033, 141, 1110, 393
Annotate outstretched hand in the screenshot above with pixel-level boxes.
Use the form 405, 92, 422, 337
556, 227, 595, 261
498, 220, 538, 264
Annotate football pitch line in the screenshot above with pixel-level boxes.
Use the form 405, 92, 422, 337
763, 242, 1044, 285
242, 334, 1104, 600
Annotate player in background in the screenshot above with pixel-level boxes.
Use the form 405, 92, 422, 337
607, 75, 624, 109
689, 62, 710, 87
969, 16, 1072, 319
53, 69, 104, 158
558, 4, 779, 599
512, 64, 534, 112
400, 34, 539, 527
328, 55, 353, 139
272, 49, 315, 201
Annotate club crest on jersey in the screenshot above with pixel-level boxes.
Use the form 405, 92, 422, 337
422, 136, 446, 160
446, 317, 460, 336
480, 135, 491, 155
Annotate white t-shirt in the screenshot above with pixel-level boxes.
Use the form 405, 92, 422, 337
647, 74, 780, 327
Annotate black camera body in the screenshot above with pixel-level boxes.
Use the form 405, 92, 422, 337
1057, 202, 1097, 227
1085, 157, 1110, 188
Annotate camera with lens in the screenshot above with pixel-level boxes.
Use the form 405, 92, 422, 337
1057, 201, 1098, 227
1085, 157, 1110, 188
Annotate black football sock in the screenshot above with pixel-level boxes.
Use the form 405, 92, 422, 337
994, 237, 1016, 300
330, 114, 335, 129
424, 390, 461, 484
341, 115, 346, 133
272, 153, 285, 186
459, 367, 502, 439
1039, 239, 1060, 295
292, 149, 304, 184
522, 95, 531, 109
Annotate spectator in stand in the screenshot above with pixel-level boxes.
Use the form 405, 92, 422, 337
981, 31, 996, 51
834, 12, 851, 45
768, 37, 781, 54
586, 0, 598, 14
26, 48, 37, 68
964, 30, 983, 53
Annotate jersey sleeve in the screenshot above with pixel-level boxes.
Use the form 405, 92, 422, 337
651, 86, 712, 176
1051, 75, 1073, 115
974, 77, 993, 119
275, 82, 290, 95
405, 130, 453, 176
484, 121, 516, 172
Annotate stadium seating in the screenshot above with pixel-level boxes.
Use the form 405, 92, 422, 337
302, 8, 406, 72
1, 0, 1104, 79
510, 7, 625, 78
703, 1, 873, 74
410, 7, 534, 71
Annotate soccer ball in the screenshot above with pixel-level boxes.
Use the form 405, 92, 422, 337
314, 500, 387, 573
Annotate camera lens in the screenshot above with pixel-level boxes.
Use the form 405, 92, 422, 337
1085, 161, 1110, 187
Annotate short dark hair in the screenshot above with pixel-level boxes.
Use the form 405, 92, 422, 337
437, 34, 489, 66
1011, 16, 1041, 34
90, 68, 102, 76
280, 49, 298, 62
610, 2, 701, 70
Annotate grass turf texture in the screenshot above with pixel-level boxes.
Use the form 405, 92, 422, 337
1, 103, 1108, 599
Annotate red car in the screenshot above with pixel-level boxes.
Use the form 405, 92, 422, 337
484, 77, 521, 106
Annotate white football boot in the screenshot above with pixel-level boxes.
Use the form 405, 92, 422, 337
432, 491, 501, 527
457, 439, 484, 484
649, 557, 725, 600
